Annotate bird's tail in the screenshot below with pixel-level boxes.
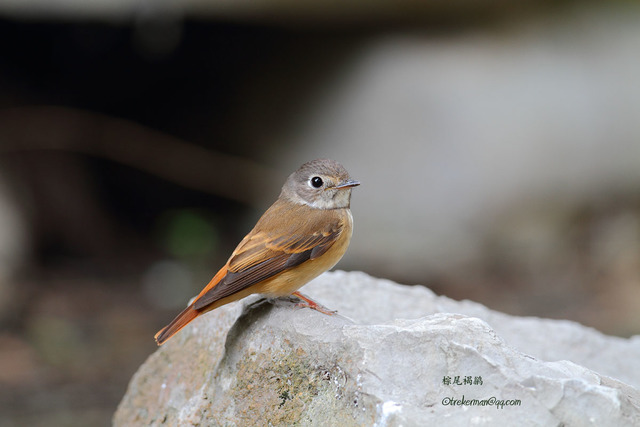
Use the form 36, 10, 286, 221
154, 304, 200, 346
154, 265, 228, 345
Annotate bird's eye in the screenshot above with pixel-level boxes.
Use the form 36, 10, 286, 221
310, 176, 323, 188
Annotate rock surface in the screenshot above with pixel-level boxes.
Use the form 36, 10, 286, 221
114, 271, 640, 426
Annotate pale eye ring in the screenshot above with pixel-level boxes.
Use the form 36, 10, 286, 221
310, 176, 323, 188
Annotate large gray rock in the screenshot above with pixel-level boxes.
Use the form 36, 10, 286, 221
114, 271, 640, 426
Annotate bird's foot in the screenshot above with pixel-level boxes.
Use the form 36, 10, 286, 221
291, 291, 337, 315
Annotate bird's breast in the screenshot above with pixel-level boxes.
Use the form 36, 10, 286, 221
255, 208, 353, 296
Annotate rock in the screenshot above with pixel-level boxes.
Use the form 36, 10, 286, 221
114, 271, 640, 426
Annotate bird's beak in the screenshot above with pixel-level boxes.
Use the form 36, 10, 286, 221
332, 179, 361, 190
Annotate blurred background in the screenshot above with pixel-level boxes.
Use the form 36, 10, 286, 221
1, 1, 640, 425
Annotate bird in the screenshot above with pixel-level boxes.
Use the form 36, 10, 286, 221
154, 159, 360, 345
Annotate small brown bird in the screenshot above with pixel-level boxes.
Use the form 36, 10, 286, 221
154, 159, 359, 345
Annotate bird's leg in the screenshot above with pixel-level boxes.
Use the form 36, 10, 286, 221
291, 291, 337, 315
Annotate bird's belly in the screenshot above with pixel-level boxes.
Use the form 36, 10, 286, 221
256, 219, 352, 297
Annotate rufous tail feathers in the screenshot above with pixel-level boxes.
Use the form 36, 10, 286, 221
154, 304, 200, 346
154, 266, 228, 345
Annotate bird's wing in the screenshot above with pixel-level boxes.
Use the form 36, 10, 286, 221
192, 211, 343, 310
